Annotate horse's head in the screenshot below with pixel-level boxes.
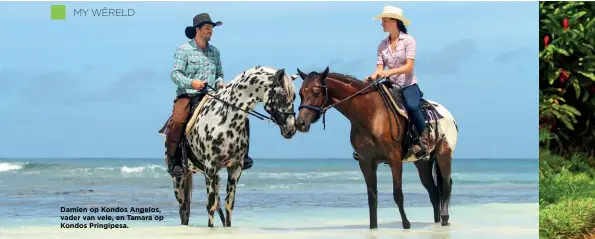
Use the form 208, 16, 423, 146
264, 68, 299, 139
295, 66, 330, 133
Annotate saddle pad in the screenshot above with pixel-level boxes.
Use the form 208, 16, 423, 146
379, 83, 409, 120
185, 94, 211, 135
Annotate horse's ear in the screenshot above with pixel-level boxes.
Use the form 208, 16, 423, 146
297, 68, 307, 80
320, 66, 330, 85
290, 74, 298, 81
275, 68, 286, 83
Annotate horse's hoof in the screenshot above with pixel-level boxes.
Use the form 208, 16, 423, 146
402, 221, 411, 229
441, 215, 450, 226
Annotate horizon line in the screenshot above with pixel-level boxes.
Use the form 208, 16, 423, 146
0, 157, 538, 160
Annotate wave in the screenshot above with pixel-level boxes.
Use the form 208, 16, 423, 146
0, 161, 536, 184
255, 171, 363, 180
248, 171, 536, 185
0, 162, 61, 172
0, 161, 167, 177
0, 162, 25, 172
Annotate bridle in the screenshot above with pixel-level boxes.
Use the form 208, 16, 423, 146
202, 82, 295, 126
298, 76, 385, 130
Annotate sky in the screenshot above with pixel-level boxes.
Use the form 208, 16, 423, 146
0, 1, 538, 159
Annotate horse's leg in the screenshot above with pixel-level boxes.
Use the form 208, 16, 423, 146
358, 159, 379, 229
414, 157, 440, 223
224, 162, 243, 227
387, 149, 411, 229
172, 172, 193, 225
435, 140, 453, 226
204, 172, 221, 227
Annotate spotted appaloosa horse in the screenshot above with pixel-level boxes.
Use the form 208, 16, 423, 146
162, 66, 298, 227
295, 67, 458, 229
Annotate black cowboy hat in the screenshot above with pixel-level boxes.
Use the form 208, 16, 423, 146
184, 13, 223, 39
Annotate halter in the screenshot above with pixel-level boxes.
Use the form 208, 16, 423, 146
202, 83, 295, 126
298, 77, 385, 130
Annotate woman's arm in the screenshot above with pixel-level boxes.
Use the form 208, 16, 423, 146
366, 44, 387, 82
385, 59, 414, 76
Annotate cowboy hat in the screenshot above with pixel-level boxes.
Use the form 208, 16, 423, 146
372, 6, 410, 26
184, 13, 223, 39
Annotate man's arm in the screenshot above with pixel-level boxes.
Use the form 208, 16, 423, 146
214, 50, 224, 85
170, 47, 193, 89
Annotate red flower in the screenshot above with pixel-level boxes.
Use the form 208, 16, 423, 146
588, 85, 595, 94
544, 35, 550, 47
559, 70, 569, 83
563, 18, 569, 31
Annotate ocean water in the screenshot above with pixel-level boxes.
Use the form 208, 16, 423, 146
0, 157, 538, 237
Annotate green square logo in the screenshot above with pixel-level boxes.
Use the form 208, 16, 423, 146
51, 5, 66, 20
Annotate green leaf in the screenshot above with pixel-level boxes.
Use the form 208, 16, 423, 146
578, 71, 595, 81
561, 104, 581, 116
549, 69, 560, 85
557, 48, 569, 56
551, 110, 563, 119
574, 11, 587, 19
581, 43, 594, 51
585, 19, 595, 34
560, 117, 575, 130
582, 90, 589, 102
572, 80, 581, 99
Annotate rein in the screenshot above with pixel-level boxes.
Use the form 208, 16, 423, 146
298, 77, 386, 130
200, 83, 293, 125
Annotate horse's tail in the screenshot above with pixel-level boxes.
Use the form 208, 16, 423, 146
432, 154, 443, 210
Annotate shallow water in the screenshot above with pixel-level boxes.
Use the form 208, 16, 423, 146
0, 157, 538, 238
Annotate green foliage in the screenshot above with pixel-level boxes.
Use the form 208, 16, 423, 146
539, 149, 595, 239
540, 198, 595, 239
539, 1, 595, 154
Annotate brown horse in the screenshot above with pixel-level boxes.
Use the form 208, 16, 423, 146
295, 67, 458, 229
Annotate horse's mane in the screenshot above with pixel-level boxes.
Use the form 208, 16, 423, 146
228, 65, 295, 102
326, 72, 367, 89
301, 71, 379, 98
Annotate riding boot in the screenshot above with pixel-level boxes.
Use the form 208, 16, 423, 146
166, 142, 185, 177
412, 129, 428, 159
165, 124, 185, 177
242, 154, 253, 170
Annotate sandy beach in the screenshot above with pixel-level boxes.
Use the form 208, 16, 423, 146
0, 203, 538, 239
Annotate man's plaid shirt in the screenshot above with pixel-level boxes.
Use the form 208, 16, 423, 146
170, 39, 224, 96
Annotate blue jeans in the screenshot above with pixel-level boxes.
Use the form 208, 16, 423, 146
402, 84, 425, 134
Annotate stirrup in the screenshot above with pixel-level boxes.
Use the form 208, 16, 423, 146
353, 151, 360, 160
242, 157, 253, 170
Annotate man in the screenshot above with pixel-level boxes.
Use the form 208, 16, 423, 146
166, 13, 253, 177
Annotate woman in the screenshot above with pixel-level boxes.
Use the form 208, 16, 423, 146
363, 6, 428, 159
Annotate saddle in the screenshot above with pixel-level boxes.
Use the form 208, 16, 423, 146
157, 92, 254, 171
157, 93, 209, 173
377, 82, 444, 147
158, 92, 209, 137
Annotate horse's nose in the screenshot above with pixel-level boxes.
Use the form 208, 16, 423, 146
297, 120, 305, 127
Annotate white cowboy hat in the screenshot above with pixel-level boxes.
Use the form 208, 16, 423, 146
372, 6, 411, 26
